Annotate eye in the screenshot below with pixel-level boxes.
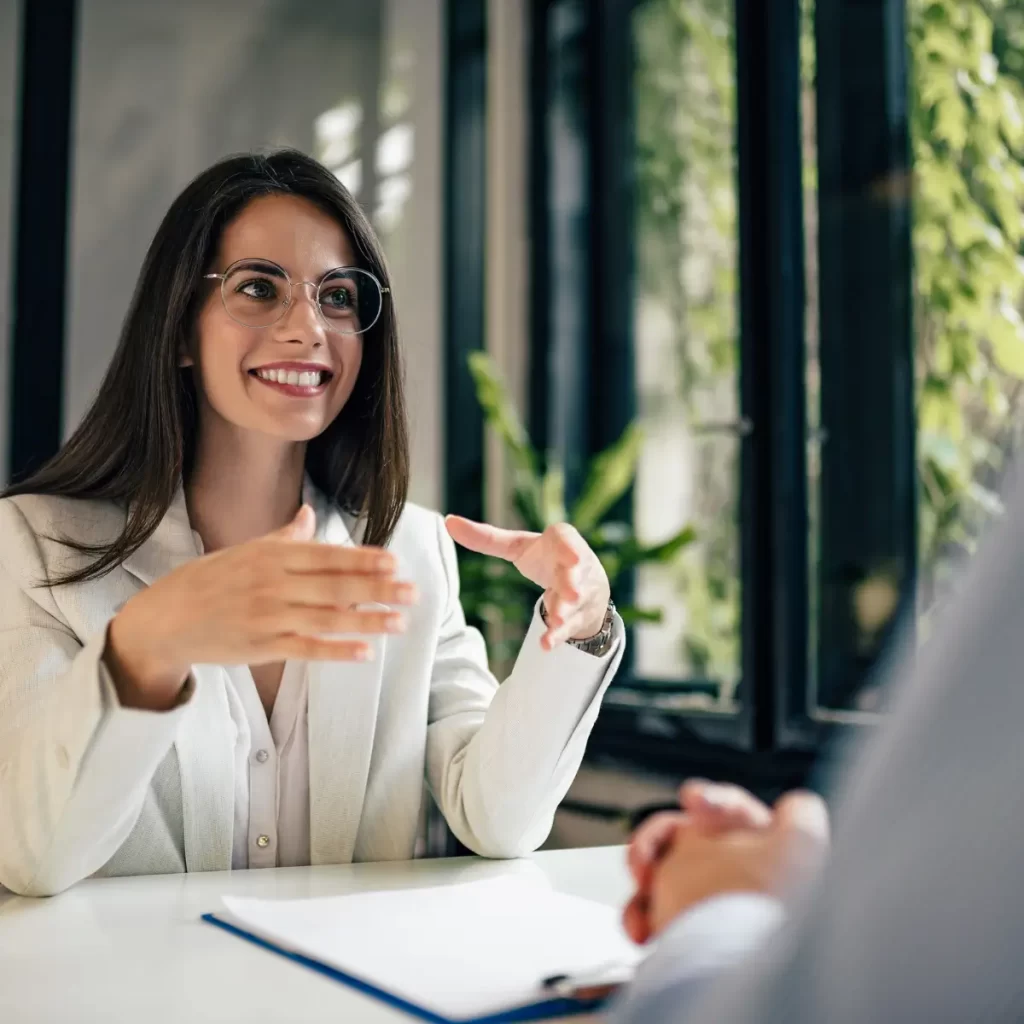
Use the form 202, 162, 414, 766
321, 285, 355, 312
236, 276, 279, 301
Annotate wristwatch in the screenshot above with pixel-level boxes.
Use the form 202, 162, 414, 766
541, 599, 617, 657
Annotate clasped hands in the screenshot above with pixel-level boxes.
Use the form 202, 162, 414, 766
623, 781, 831, 945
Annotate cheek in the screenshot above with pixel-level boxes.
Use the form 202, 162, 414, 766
193, 308, 254, 410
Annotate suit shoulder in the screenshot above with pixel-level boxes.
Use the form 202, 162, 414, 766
0, 493, 125, 580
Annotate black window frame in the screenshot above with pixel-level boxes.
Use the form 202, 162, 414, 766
521, 0, 914, 788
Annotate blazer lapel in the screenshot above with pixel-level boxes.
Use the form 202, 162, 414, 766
121, 488, 235, 873
306, 492, 386, 865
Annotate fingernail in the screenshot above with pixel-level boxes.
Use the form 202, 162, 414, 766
377, 555, 397, 572
355, 646, 374, 661
386, 614, 406, 632
396, 584, 418, 603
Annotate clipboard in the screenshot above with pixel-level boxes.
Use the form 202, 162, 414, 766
200, 876, 641, 1023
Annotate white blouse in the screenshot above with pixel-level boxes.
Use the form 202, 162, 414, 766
223, 662, 311, 869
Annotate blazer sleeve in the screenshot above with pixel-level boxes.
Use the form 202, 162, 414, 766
0, 500, 193, 897
424, 514, 624, 858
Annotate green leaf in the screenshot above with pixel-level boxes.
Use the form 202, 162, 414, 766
988, 300, 1024, 378
620, 525, 698, 569
467, 351, 547, 528
570, 423, 644, 535
540, 460, 567, 525
466, 352, 537, 473
618, 605, 664, 626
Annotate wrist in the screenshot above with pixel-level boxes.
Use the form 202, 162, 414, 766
105, 611, 188, 711
572, 593, 612, 640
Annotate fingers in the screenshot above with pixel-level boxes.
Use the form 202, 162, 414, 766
278, 542, 398, 576
279, 572, 419, 609
680, 780, 773, 833
543, 523, 582, 567
445, 515, 537, 561
268, 605, 407, 638
540, 588, 578, 651
269, 635, 375, 662
627, 811, 687, 887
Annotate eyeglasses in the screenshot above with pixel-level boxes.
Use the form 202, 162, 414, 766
203, 258, 388, 335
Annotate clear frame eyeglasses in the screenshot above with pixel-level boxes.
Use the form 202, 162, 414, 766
203, 258, 388, 336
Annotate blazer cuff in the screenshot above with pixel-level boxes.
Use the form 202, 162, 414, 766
611, 894, 784, 1024
93, 642, 196, 766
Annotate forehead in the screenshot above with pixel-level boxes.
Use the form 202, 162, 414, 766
216, 194, 357, 275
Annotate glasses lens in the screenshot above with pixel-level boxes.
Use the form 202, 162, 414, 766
221, 262, 289, 327
318, 268, 383, 335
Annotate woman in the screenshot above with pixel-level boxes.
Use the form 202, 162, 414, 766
0, 150, 623, 897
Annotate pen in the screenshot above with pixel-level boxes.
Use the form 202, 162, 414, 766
542, 960, 636, 1001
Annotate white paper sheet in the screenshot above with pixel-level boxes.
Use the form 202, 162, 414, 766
217, 875, 643, 1021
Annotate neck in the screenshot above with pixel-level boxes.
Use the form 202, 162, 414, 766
186, 415, 307, 553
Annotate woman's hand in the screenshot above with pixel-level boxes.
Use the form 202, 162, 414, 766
105, 505, 418, 710
445, 517, 611, 650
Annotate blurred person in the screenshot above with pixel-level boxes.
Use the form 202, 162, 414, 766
0, 150, 624, 897
611, 466, 1024, 1023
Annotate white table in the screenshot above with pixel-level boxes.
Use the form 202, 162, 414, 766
0, 845, 631, 1023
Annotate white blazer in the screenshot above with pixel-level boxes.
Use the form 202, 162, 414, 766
0, 488, 624, 896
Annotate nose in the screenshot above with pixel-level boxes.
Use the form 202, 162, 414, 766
274, 280, 325, 346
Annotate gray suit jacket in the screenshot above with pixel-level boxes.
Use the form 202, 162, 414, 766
615, 467, 1024, 1024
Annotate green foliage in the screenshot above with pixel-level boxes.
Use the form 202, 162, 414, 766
460, 353, 695, 662
909, 0, 1024, 607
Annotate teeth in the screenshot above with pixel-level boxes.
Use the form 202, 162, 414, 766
256, 368, 325, 387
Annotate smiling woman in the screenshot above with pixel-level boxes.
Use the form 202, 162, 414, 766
0, 149, 625, 897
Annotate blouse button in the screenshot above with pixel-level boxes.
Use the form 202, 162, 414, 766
256, 834, 271, 849
255, 749, 269, 764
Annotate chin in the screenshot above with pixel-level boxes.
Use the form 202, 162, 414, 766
263, 419, 332, 443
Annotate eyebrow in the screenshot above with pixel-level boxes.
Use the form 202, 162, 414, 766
231, 258, 289, 278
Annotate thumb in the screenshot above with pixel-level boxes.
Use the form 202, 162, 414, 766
270, 503, 316, 542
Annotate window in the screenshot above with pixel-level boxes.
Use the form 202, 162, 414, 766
528, 0, 917, 782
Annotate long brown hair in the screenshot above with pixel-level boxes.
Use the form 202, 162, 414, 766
3, 149, 409, 584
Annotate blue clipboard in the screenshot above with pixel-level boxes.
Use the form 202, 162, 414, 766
202, 912, 610, 1023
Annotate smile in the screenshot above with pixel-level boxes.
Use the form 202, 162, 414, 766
249, 366, 333, 395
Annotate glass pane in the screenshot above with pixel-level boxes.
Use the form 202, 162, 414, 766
66, 0, 443, 508
631, 0, 741, 708
911, 0, 1024, 618
0, 0, 19, 486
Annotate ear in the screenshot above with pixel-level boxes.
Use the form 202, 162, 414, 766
179, 334, 196, 368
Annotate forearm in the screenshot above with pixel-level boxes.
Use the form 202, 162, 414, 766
427, 603, 624, 857
0, 631, 191, 895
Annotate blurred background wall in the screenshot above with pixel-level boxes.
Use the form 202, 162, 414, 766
65, 0, 444, 509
